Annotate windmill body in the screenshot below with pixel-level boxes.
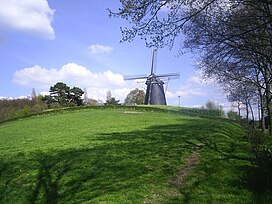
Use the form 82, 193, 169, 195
125, 50, 180, 105
145, 74, 166, 105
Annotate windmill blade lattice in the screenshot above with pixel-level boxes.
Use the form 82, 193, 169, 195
124, 74, 148, 80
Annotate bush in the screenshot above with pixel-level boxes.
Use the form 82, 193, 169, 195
0, 99, 48, 123
248, 129, 272, 191
227, 111, 241, 121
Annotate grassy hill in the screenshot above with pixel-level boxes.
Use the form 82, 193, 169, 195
0, 106, 270, 203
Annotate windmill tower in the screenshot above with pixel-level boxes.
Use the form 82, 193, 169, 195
125, 49, 180, 105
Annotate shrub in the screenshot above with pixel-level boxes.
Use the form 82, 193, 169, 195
227, 111, 241, 121
248, 129, 272, 191
0, 99, 48, 123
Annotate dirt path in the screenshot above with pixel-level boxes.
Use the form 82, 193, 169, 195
169, 150, 200, 189
144, 145, 203, 204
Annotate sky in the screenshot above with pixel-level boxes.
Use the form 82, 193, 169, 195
0, 0, 232, 109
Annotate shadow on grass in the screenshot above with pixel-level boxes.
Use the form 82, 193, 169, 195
0, 118, 270, 203
237, 148, 272, 204
28, 153, 69, 204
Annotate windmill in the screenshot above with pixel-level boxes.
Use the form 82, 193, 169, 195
124, 49, 180, 105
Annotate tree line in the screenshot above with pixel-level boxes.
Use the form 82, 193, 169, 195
109, 0, 272, 132
0, 83, 147, 122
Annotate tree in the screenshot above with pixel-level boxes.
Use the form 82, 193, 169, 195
204, 100, 217, 110
49, 82, 70, 106
31, 88, 36, 101
104, 97, 121, 106
46, 82, 84, 107
106, 90, 112, 101
110, 1, 272, 51
124, 88, 145, 105
70, 87, 84, 106
203, 100, 225, 117
226, 82, 258, 123
180, 1, 272, 130
109, 0, 215, 48
83, 88, 88, 104
41, 95, 53, 108
88, 99, 98, 106
227, 111, 241, 121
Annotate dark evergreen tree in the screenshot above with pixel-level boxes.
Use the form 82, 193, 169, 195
45, 82, 84, 107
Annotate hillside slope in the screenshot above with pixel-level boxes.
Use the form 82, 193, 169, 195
0, 107, 265, 203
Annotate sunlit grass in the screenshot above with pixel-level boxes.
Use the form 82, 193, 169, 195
0, 107, 267, 203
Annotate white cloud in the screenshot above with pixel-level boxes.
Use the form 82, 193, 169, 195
13, 65, 59, 87
0, 96, 12, 100
0, 0, 55, 39
166, 74, 209, 99
88, 44, 113, 55
166, 86, 207, 105
84, 87, 134, 103
186, 70, 215, 85
12, 63, 135, 102
13, 63, 125, 87
165, 70, 229, 108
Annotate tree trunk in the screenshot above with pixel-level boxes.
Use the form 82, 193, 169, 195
249, 101, 255, 128
264, 65, 272, 133
258, 89, 265, 131
246, 101, 249, 125
237, 101, 241, 118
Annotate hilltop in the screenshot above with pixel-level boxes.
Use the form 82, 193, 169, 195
0, 106, 270, 203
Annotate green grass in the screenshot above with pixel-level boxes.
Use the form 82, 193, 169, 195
0, 107, 270, 203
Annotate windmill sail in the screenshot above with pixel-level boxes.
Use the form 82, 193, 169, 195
150, 49, 157, 74
145, 79, 151, 104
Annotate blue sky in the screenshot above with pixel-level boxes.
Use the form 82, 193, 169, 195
0, 0, 230, 108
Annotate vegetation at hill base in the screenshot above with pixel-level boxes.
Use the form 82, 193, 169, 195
0, 98, 48, 123
0, 107, 271, 203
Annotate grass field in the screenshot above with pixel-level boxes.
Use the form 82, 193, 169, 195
0, 107, 269, 203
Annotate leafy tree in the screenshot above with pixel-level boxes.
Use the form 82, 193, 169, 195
88, 99, 98, 106
226, 82, 258, 124
124, 88, 145, 105
104, 97, 120, 106
203, 100, 225, 117
204, 100, 217, 110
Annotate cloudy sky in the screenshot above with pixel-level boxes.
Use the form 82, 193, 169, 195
0, 0, 229, 108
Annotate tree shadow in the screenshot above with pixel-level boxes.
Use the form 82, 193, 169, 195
236, 151, 272, 203
0, 119, 203, 203
0, 118, 269, 203
28, 153, 69, 204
